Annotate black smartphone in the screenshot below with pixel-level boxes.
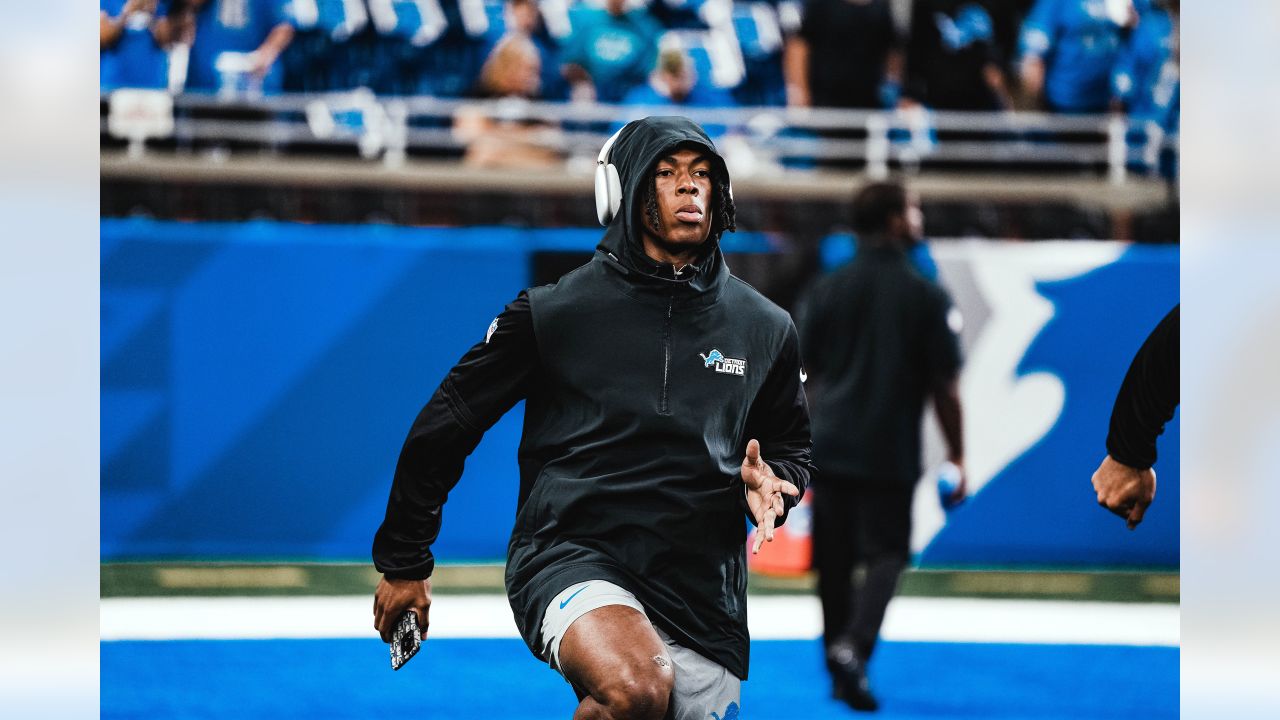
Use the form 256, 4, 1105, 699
390, 610, 421, 671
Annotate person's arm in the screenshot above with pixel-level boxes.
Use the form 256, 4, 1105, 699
1110, 27, 1140, 114
882, 46, 905, 108
978, 8, 1014, 111
926, 288, 966, 502
782, 36, 810, 107
879, 2, 905, 108
101, 11, 126, 49
740, 322, 814, 551
1018, 0, 1058, 107
931, 377, 965, 503
101, 0, 147, 49
249, 22, 296, 77
560, 22, 597, 102
371, 292, 537, 641
1093, 305, 1179, 529
900, 0, 928, 107
983, 62, 1015, 110
784, 1, 815, 107
149, 1, 177, 47
563, 63, 596, 101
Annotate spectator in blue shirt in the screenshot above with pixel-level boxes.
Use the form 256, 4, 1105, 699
1018, 0, 1133, 113
648, 0, 710, 30
617, 45, 736, 137
181, 0, 298, 94
1114, 0, 1177, 177
281, 0, 371, 92
366, 0, 454, 96
100, 0, 174, 91
1112, 0, 1177, 123
413, 0, 501, 98
730, 0, 793, 107
562, 0, 662, 103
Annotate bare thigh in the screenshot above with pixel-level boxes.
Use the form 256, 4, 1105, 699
557, 605, 674, 715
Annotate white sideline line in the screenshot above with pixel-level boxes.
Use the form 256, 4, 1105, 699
101, 595, 1178, 647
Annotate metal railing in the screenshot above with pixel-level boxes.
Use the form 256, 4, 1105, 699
102, 90, 1178, 183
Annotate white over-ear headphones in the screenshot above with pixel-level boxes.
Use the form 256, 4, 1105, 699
594, 127, 625, 226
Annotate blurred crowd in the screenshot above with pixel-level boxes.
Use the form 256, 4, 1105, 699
102, 0, 1178, 113
102, 0, 1179, 170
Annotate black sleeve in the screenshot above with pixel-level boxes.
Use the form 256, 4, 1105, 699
793, 282, 828, 382
880, 0, 904, 50
983, 22, 1005, 68
742, 322, 815, 527
798, 0, 820, 41
903, 0, 931, 102
924, 286, 963, 383
1106, 305, 1180, 470
372, 292, 536, 579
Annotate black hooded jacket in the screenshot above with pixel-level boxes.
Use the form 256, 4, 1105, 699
372, 117, 814, 678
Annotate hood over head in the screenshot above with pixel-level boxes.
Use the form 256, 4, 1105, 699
596, 116, 736, 292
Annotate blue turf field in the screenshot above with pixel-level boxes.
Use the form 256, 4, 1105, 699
102, 638, 1177, 719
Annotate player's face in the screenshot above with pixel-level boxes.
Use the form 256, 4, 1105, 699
648, 149, 714, 250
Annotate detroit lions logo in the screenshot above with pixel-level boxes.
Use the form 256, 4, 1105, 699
935, 4, 995, 52
710, 702, 739, 720
699, 349, 746, 376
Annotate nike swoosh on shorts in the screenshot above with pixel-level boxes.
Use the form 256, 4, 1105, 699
559, 585, 591, 609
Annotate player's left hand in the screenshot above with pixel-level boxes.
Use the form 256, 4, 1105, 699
741, 438, 801, 554
1091, 454, 1156, 530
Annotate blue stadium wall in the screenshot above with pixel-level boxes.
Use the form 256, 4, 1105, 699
101, 219, 1179, 568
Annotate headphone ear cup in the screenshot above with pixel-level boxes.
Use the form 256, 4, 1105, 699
595, 163, 614, 226
605, 164, 622, 224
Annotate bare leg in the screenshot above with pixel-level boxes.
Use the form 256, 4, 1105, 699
559, 605, 674, 720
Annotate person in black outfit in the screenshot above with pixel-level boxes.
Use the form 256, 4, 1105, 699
785, 0, 903, 109
797, 181, 965, 712
1092, 305, 1179, 529
902, 0, 1016, 110
371, 116, 814, 720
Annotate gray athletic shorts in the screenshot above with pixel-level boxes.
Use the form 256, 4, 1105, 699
541, 580, 742, 720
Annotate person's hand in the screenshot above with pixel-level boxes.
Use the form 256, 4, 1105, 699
569, 80, 596, 104
1020, 57, 1046, 105
1091, 454, 1156, 530
786, 84, 811, 108
373, 576, 432, 643
247, 49, 275, 78
741, 438, 801, 554
945, 459, 967, 507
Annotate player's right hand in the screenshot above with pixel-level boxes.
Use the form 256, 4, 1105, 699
373, 576, 432, 643
741, 438, 801, 554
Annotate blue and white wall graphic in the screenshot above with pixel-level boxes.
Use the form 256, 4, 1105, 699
101, 219, 1177, 568
912, 241, 1178, 567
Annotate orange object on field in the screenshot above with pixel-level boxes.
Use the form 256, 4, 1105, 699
746, 490, 813, 577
